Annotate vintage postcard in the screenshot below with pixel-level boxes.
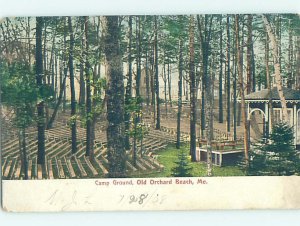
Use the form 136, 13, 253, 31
1, 14, 300, 212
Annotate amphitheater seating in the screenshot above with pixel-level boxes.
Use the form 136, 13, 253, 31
1, 112, 191, 180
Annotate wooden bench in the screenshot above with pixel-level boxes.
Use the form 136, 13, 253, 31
74, 157, 87, 177
84, 156, 98, 176
65, 157, 76, 178
93, 158, 109, 175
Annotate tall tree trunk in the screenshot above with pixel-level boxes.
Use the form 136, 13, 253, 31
103, 16, 126, 178
246, 14, 253, 94
197, 15, 214, 175
189, 15, 197, 161
43, 21, 50, 127
200, 85, 205, 139
132, 114, 137, 166
265, 32, 274, 132
47, 70, 67, 129
79, 17, 86, 106
150, 44, 156, 123
233, 40, 237, 141
35, 17, 47, 179
136, 16, 141, 98
176, 39, 183, 149
287, 19, 293, 89
219, 16, 223, 123
133, 16, 142, 165
226, 15, 231, 133
154, 16, 160, 130
163, 58, 167, 116
62, 18, 67, 113
150, 44, 155, 106
251, 43, 256, 92
296, 36, 300, 90
43, 22, 47, 84
36, 17, 46, 170
68, 16, 77, 154
167, 62, 172, 107
145, 46, 150, 106
90, 17, 102, 160
276, 15, 282, 73
124, 16, 132, 150
27, 17, 32, 65
54, 55, 58, 99
235, 15, 250, 168
262, 15, 288, 121
85, 16, 92, 156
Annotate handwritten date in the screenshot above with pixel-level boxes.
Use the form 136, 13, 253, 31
119, 190, 166, 207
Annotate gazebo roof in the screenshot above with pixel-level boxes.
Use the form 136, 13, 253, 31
244, 87, 300, 102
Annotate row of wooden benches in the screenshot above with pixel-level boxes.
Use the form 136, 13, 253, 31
1, 153, 164, 180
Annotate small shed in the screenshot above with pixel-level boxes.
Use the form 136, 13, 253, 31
244, 87, 300, 149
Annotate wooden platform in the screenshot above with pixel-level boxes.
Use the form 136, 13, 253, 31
196, 147, 244, 166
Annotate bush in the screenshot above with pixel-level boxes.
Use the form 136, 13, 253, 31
248, 122, 300, 176
171, 150, 193, 177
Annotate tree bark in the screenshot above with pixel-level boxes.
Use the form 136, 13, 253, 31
167, 62, 172, 107
47, 70, 67, 129
197, 15, 214, 176
265, 32, 274, 131
233, 39, 237, 141
163, 58, 168, 116
154, 16, 161, 130
262, 14, 288, 121
103, 16, 126, 178
235, 15, 250, 168
176, 39, 183, 149
246, 14, 253, 94
36, 17, 46, 168
219, 16, 223, 123
226, 15, 231, 133
136, 16, 142, 98
68, 16, 77, 154
189, 15, 197, 161
145, 46, 150, 106
85, 16, 92, 156
124, 16, 132, 150
287, 19, 293, 89
79, 17, 86, 106
296, 36, 300, 90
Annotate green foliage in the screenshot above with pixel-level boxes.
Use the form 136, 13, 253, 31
67, 114, 79, 127
1, 61, 37, 128
171, 150, 193, 177
125, 97, 149, 142
79, 77, 106, 127
248, 122, 300, 176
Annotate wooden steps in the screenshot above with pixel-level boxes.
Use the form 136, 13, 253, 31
28, 159, 32, 179
126, 161, 137, 171
93, 158, 108, 175
74, 157, 87, 177
84, 156, 98, 176
14, 160, 22, 179
65, 157, 76, 178
139, 158, 155, 170
48, 159, 54, 179
3, 160, 13, 178
1, 119, 175, 179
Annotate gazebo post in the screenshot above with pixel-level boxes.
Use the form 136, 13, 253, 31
293, 104, 297, 146
265, 102, 269, 139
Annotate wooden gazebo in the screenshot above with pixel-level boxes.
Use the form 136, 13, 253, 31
244, 87, 300, 150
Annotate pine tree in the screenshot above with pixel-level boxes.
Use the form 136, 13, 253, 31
171, 150, 193, 177
248, 122, 300, 176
